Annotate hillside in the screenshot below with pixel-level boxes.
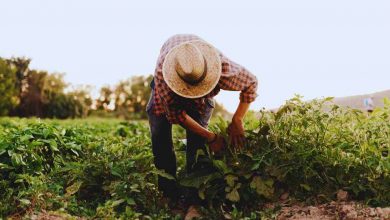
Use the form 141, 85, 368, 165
266, 89, 390, 113
332, 89, 390, 110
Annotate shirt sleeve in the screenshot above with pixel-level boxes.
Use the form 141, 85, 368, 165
218, 55, 258, 103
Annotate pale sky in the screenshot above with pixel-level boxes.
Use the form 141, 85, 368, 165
1, 0, 389, 112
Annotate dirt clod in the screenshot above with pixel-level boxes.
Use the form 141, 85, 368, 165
280, 192, 289, 201
337, 189, 348, 201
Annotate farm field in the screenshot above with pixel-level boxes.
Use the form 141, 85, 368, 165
0, 97, 389, 219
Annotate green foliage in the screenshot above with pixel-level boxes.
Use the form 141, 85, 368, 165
0, 96, 389, 218
0, 119, 168, 218
0, 58, 19, 116
95, 75, 153, 119
0, 57, 91, 119
17, 71, 90, 118
182, 96, 389, 214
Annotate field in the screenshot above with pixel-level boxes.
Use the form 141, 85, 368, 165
0, 97, 389, 219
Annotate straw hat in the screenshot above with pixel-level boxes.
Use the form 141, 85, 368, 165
162, 40, 222, 98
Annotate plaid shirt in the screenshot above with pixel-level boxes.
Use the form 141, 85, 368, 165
152, 34, 258, 124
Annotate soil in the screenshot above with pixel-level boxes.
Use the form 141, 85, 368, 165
276, 201, 390, 220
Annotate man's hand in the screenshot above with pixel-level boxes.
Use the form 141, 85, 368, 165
228, 117, 245, 149
207, 133, 225, 153
181, 113, 225, 153
229, 101, 250, 149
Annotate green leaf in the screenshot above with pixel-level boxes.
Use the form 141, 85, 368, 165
66, 181, 83, 196
226, 188, 240, 202
0, 162, 13, 170
19, 199, 31, 206
41, 139, 59, 151
324, 97, 334, 102
225, 174, 238, 187
151, 170, 176, 180
250, 176, 274, 199
111, 166, 122, 178
213, 160, 230, 174
126, 198, 136, 205
300, 184, 311, 191
112, 199, 125, 207
180, 172, 220, 188
195, 149, 206, 163
198, 184, 206, 200
11, 153, 26, 166
31, 140, 43, 146
225, 183, 241, 202
19, 134, 33, 143
49, 140, 59, 151
70, 149, 79, 156
383, 97, 390, 106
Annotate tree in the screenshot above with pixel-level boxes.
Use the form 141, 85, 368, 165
17, 70, 87, 118
5, 57, 31, 96
94, 75, 153, 119
96, 86, 114, 111
17, 70, 49, 117
0, 58, 19, 116
113, 75, 152, 119
67, 85, 93, 117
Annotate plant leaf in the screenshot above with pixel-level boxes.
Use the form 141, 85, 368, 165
66, 181, 83, 196
151, 170, 176, 180
250, 176, 274, 199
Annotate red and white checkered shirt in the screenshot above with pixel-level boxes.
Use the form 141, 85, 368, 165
152, 34, 258, 124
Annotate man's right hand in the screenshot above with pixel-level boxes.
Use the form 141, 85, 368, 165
180, 113, 226, 153
207, 133, 225, 153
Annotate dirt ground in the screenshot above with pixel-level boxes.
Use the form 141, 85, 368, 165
276, 201, 389, 220
28, 203, 390, 220
24, 190, 390, 220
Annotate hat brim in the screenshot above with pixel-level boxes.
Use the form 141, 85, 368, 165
162, 40, 222, 99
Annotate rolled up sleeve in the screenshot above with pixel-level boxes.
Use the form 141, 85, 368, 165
238, 68, 258, 103
218, 55, 259, 103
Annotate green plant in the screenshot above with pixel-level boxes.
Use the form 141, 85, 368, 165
178, 96, 389, 217
0, 97, 389, 218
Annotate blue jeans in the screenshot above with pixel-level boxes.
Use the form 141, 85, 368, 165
146, 88, 214, 198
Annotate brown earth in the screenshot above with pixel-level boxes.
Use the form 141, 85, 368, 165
276, 201, 389, 220
23, 202, 390, 220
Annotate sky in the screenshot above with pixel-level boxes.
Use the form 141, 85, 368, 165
1, 0, 389, 112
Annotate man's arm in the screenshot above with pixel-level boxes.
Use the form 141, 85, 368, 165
217, 56, 258, 148
229, 101, 250, 148
181, 113, 225, 152
181, 114, 214, 141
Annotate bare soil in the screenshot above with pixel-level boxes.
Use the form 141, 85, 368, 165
276, 201, 389, 220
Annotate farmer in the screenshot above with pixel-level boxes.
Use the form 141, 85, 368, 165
146, 34, 258, 218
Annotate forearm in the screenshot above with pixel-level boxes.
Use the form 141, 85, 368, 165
232, 101, 250, 122
180, 113, 215, 141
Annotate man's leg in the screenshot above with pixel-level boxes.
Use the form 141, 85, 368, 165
185, 99, 214, 173
147, 111, 178, 198
184, 99, 215, 206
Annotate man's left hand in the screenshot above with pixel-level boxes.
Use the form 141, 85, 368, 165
228, 117, 245, 149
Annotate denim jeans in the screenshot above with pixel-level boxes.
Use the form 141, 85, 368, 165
146, 86, 214, 199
